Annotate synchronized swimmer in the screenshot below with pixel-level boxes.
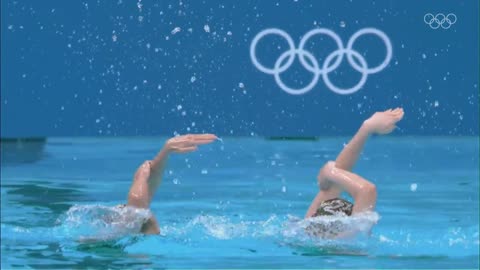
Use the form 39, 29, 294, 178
112, 108, 404, 237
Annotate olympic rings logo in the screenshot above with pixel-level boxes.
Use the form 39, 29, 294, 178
250, 28, 392, 95
424, 13, 457, 29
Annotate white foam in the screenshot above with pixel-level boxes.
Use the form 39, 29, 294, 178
160, 212, 379, 242
57, 204, 152, 242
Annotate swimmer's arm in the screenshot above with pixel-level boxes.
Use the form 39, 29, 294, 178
147, 134, 219, 192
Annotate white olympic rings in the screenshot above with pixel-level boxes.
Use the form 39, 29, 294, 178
250, 27, 393, 95
424, 13, 457, 29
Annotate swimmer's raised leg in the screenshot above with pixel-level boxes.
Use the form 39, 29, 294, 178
306, 109, 404, 218
126, 134, 218, 234
335, 108, 404, 171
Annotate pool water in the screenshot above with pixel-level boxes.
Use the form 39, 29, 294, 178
1, 137, 479, 269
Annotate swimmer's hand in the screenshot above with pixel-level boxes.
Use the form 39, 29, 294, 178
164, 134, 218, 153
149, 134, 217, 173
363, 108, 404, 135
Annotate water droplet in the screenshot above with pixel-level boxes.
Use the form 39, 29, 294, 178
171, 27, 181, 35
204, 24, 210, 33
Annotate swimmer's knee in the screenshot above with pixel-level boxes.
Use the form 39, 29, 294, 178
325, 161, 336, 168
319, 161, 335, 175
318, 161, 336, 183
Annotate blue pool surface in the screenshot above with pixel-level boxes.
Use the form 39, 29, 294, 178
1, 136, 479, 269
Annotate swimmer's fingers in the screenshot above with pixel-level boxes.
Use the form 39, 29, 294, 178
172, 138, 216, 146
172, 146, 198, 153
179, 134, 218, 146
190, 134, 217, 140
191, 138, 217, 145
172, 134, 217, 142
166, 134, 217, 153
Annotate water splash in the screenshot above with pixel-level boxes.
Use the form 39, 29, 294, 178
2, 210, 477, 258
161, 212, 379, 241
283, 212, 380, 240
54, 204, 152, 242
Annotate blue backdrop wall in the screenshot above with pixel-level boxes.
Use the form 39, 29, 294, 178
2, 0, 479, 137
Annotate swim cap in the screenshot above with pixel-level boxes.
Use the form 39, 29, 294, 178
305, 198, 353, 238
313, 198, 353, 217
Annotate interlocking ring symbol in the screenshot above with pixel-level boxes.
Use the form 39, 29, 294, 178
424, 13, 457, 29
250, 28, 392, 95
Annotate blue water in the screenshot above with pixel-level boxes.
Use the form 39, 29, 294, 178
1, 137, 479, 269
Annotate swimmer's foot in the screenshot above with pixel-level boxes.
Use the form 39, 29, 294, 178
363, 108, 404, 135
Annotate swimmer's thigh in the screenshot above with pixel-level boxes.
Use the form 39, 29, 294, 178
323, 167, 377, 214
